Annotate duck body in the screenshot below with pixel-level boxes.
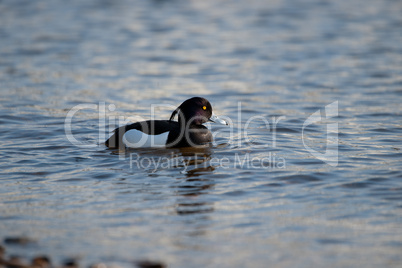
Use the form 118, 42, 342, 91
105, 97, 226, 149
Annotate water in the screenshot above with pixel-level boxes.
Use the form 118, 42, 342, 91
1, 0, 402, 267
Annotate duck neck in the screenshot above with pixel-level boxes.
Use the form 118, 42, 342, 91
178, 117, 193, 129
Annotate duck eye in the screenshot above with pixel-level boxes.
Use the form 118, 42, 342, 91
202, 106, 207, 110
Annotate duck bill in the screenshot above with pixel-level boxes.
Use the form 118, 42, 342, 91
209, 113, 228, 125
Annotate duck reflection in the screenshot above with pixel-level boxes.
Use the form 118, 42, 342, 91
173, 147, 215, 217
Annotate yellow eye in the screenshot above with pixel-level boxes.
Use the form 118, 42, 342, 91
202, 106, 207, 110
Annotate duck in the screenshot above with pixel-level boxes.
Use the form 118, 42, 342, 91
105, 97, 227, 149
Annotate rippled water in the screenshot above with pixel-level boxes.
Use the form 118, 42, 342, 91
1, 0, 402, 267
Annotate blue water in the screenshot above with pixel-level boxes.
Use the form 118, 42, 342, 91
1, 0, 402, 267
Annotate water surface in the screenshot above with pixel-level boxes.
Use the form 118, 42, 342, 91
1, 0, 402, 267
